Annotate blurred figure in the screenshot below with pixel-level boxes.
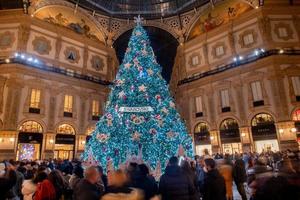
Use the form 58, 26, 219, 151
22, 171, 47, 200
102, 169, 143, 200
233, 159, 247, 200
218, 158, 233, 200
74, 166, 104, 200
69, 164, 84, 190
159, 156, 197, 200
48, 170, 68, 200
202, 158, 226, 200
180, 160, 199, 199
97, 166, 108, 191
34, 174, 56, 200
0, 162, 17, 200
196, 156, 206, 196
6, 160, 24, 200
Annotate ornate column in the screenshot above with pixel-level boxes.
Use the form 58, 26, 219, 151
233, 82, 246, 125
0, 76, 7, 114
210, 130, 220, 154
239, 127, 253, 152
82, 45, 89, 70
228, 31, 236, 56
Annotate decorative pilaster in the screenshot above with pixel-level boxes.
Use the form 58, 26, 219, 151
3, 80, 23, 130
17, 24, 30, 52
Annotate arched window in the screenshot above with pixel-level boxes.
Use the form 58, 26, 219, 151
251, 113, 276, 138
19, 121, 43, 133
219, 118, 240, 140
194, 122, 210, 144
56, 124, 75, 135
292, 109, 300, 121
220, 118, 239, 131
251, 113, 274, 127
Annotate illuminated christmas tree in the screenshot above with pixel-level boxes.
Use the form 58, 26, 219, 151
83, 16, 193, 170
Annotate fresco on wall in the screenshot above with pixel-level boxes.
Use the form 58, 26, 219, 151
34, 6, 105, 43
188, 0, 253, 40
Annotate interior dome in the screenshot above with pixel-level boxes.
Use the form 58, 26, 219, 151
68, 0, 210, 19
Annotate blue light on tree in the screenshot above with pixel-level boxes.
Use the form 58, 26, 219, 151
83, 17, 193, 171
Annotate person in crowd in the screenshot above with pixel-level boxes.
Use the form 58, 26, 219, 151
0, 163, 17, 200
202, 158, 226, 200
48, 170, 69, 200
102, 169, 143, 200
217, 157, 233, 200
233, 159, 247, 200
34, 174, 56, 200
22, 171, 47, 200
6, 160, 24, 200
69, 164, 84, 190
195, 156, 206, 195
180, 160, 199, 199
159, 156, 197, 200
97, 166, 108, 191
128, 163, 158, 200
74, 166, 104, 200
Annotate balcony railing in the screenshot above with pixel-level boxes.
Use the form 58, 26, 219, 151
178, 49, 300, 86
0, 57, 112, 86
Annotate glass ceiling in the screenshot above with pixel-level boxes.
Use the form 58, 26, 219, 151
68, 0, 210, 19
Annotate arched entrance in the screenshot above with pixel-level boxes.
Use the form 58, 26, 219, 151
220, 118, 242, 154
54, 124, 76, 160
17, 121, 43, 160
194, 122, 212, 155
292, 109, 300, 147
251, 113, 279, 152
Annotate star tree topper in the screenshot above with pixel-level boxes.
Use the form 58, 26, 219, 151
134, 15, 144, 25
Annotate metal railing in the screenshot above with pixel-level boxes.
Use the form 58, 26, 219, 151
0, 57, 112, 86
178, 49, 300, 86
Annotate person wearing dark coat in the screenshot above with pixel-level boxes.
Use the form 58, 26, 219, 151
74, 166, 104, 200
233, 159, 247, 200
159, 156, 197, 200
128, 164, 158, 200
202, 158, 226, 200
0, 167, 17, 200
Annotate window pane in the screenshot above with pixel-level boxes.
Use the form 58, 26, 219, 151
30, 89, 41, 108
64, 95, 73, 112
195, 96, 203, 113
292, 77, 300, 96
92, 100, 100, 116
221, 90, 229, 108
251, 81, 263, 101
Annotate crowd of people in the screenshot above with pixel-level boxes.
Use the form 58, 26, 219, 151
0, 149, 299, 200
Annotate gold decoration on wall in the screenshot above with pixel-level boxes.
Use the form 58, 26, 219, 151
188, 53, 201, 68
0, 31, 16, 50
211, 42, 227, 59
32, 36, 52, 55
274, 22, 294, 41
90, 55, 104, 71
238, 29, 258, 49
64, 46, 80, 64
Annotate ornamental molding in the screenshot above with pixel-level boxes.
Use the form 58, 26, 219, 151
211, 41, 227, 60
238, 29, 258, 49
0, 31, 16, 50
273, 22, 294, 41
32, 36, 52, 55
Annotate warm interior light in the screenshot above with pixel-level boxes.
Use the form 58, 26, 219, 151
291, 128, 297, 133
241, 133, 246, 137
279, 129, 284, 134
49, 139, 54, 144
9, 138, 14, 142
81, 141, 86, 145
210, 136, 214, 140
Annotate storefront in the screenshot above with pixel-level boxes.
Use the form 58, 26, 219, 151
219, 118, 242, 154
17, 121, 43, 160
251, 113, 279, 152
194, 122, 212, 155
54, 124, 75, 160
292, 109, 300, 148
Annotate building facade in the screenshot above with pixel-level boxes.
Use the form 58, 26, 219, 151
170, 0, 300, 154
0, 10, 118, 160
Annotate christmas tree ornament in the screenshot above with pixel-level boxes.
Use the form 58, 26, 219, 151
161, 107, 169, 114
149, 128, 157, 135
124, 62, 132, 69
118, 91, 125, 98
147, 69, 154, 75
155, 94, 161, 102
132, 131, 141, 141
97, 133, 109, 143
138, 84, 147, 92
169, 101, 175, 108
